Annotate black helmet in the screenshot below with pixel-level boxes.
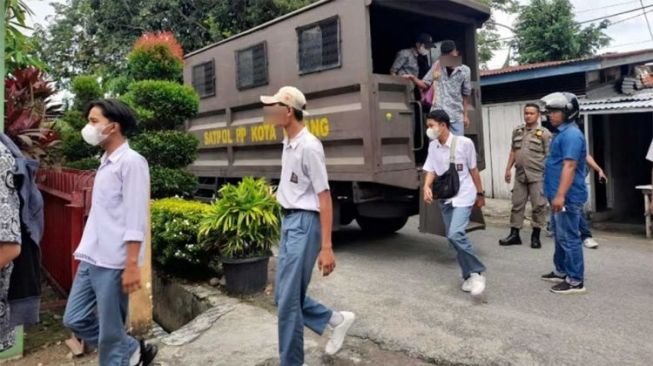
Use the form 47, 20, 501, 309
540, 92, 580, 121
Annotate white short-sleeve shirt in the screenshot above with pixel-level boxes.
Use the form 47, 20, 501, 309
423, 133, 478, 207
277, 127, 330, 212
647, 139, 653, 162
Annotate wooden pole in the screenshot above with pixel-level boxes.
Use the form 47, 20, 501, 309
128, 204, 153, 335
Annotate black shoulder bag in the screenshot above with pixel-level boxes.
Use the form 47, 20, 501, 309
433, 136, 460, 199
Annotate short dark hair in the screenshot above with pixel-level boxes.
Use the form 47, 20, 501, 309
524, 103, 541, 113
292, 107, 304, 122
416, 33, 432, 46
84, 99, 138, 136
426, 109, 451, 128
440, 40, 456, 54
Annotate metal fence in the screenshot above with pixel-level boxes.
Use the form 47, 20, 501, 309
37, 169, 95, 293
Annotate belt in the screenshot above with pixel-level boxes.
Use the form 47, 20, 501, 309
281, 208, 316, 216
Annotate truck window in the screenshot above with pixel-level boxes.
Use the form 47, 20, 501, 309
236, 42, 269, 90
192, 60, 216, 98
297, 16, 341, 75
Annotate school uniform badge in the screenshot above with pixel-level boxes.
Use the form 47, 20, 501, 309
290, 172, 299, 184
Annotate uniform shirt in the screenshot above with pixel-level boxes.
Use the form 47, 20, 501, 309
647, 139, 653, 162
0, 141, 20, 352
544, 122, 587, 204
422, 63, 472, 123
390, 48, 420, 77
74, 142, 150, 269
423, 134, 478, 207
512, 124, 552, 183
277, 128, 330, 212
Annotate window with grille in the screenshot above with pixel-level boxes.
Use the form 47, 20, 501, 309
192, 60, 215, 98
236, 42, 268, 90
297, 16, 341, 74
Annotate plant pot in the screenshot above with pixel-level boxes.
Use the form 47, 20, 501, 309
221, 256, 270, 295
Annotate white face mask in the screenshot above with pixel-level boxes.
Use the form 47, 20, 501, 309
418, 46, 429, 56
426, 127, 440, 140
81, 123, 110, 146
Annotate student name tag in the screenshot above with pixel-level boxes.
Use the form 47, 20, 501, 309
456, 164, 463, 171
290, 172, 299, 184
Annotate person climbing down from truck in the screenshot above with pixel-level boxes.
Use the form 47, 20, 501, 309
261, 86, 355, 366
390, 33, 433, 79
405, 40, 472, 136
422, 109, 487, 298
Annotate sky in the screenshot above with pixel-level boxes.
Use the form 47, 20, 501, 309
23, 0, 653, 70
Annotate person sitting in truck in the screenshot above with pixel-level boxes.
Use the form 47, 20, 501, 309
390, 33, 433, 79
405, 40, 472, 136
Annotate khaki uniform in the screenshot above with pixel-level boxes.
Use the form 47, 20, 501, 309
510, 124, 552, 229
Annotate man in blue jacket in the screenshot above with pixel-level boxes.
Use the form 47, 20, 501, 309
539, 92, 588, 294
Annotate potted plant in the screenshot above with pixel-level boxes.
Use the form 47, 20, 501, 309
199, 177, 281, 295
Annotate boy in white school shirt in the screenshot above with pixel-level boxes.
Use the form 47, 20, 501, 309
62, 99, 157, 366
261, 86, 355, 366
422, 109, 487, 298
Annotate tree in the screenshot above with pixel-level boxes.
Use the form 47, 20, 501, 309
5, 0, 46, 74
476, 0, 519, 69
32, 0, 317, 85
513, 0, 610, 64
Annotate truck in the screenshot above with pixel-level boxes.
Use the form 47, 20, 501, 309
183, 0, 490, 236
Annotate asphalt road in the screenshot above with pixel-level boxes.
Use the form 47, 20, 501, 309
304, 217, 653, 366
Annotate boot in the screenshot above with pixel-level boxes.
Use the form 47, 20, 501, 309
499, 228, 522, 246
531, 228, 542, 249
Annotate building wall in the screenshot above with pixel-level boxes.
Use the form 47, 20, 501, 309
481, 101, 537, 199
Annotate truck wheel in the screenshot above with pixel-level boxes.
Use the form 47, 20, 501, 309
356, 216, 409, 235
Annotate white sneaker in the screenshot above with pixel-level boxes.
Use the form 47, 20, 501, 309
325, 311, 356, 355
469, 273, 486, 298
461, 278, 472, 292
583, 238, 599, 249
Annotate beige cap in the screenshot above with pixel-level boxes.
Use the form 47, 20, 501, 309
260, 86, 310, 116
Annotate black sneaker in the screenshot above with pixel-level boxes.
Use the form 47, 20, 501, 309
540, 272, 565, 283
550, 281, 586, 294
138, 340, 158, 366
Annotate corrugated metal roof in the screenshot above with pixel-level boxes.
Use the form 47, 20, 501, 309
580, 90, 653, 112
481, 49, 653, 77
481, 57, 592, 77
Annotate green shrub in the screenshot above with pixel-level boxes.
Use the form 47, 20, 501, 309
71, 75, 103, 111
128, 46, 183, 82
128, 31, 184, 82
199, 177, 281, 260
151, 198, 215, 277
150, 166, 198, 199
65, 157, 101, 171
104, 75, 134, 97
121, 80, 199, 131
131, 131, 198, 169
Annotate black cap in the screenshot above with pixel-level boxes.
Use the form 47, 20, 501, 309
416, 33, 433, 46
440, 40, 456, 54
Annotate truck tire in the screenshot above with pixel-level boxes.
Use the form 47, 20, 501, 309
356, 216, 409, 235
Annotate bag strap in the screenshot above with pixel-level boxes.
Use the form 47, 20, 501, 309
449, 136, 458, 164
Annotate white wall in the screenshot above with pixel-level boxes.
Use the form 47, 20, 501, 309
481, 101, 537, 199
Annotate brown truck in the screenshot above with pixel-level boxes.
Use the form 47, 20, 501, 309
183, 0, 489, 236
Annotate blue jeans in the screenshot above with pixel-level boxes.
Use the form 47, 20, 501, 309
450, 120, 464, 136
551, 203, 585, 284
63, 262, 139, 366
579, 213, 592, 240
439, 203, 486, 279
275, 211, 332, 366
